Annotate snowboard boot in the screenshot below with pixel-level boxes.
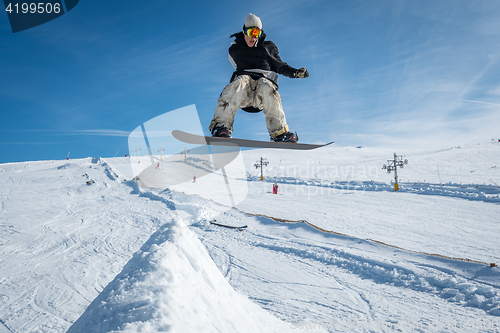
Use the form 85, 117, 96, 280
271, 131, 298, 143
211, 124, 232, 138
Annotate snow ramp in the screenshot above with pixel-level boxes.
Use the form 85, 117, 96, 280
66, 219, 300, 333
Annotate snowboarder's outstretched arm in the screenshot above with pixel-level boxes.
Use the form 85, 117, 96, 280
266, 41, 309, 79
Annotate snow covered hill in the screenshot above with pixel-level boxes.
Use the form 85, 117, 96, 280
0, 142, 499, 332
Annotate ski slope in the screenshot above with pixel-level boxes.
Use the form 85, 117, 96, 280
0, 142, 499, 332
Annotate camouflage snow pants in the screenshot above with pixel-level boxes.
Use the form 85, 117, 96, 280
209, 75, 289, 138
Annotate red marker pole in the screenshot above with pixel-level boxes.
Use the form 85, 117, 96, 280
272, 160, 281, 194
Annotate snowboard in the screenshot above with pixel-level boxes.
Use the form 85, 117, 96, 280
172, 130, 333, 150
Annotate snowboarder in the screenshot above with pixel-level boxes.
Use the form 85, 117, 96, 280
209, 13, 309, 143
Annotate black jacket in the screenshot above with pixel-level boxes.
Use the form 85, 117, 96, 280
228, 32, 299, 89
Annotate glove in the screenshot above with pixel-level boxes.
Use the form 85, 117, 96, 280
295, 67, 309, 79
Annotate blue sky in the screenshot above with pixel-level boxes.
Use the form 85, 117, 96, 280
1, 0, 500, 163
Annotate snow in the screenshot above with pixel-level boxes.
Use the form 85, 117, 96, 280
66, 218, 293, 333
0, 142, 499, 332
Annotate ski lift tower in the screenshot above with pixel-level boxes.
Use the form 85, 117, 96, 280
157, 147, 165, 160
383, 153, 408, 191
254, 157, 269, 181
183, 147, 191, 162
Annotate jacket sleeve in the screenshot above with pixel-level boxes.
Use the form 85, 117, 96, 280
228, 45, 239, 69
267, 42, 299, 78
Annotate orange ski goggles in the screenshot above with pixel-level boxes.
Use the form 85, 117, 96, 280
245, 27, 262, 38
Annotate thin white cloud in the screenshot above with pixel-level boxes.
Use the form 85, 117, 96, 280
4, 129, 132, 137
462, 100, 500, 107
74, 129, 131, 137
